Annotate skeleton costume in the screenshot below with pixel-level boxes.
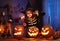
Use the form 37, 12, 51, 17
25, 14, 37, 27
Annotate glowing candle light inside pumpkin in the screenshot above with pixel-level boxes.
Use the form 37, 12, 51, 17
0, 25, 4, 33
18, 28, 22, 31
14, 32, 22, 35
27, 26, 39, 37
14, 25, 24, 38
0, 29, 1, 31
41, 25, 54, 37
41, 27, 49, 35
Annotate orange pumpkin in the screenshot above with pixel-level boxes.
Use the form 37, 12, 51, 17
0, 24, 5, 34
41, 25, 54, 38
27, 26, 39, 37
14, 25, 24, 38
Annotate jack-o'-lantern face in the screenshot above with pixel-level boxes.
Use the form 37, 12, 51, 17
41, 27, 49, 35
41, 25, 54, 37
14, 25, 24, 38
27, 26, 39, 37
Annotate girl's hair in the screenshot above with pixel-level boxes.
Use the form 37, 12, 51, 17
25, 8, 33, 13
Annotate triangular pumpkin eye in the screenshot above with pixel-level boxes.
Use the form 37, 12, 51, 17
29, 28, 32, 32
15, 28, 17, 30
42, 28, 44, 30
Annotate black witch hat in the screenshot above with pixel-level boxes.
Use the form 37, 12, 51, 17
21, 0, 32, 14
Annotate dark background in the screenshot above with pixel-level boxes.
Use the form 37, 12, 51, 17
0, 0, 60, 31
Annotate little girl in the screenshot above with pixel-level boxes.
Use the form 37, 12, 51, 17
24, 8, 37, 27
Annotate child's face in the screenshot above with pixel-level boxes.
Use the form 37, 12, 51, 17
26, 11, 32, 18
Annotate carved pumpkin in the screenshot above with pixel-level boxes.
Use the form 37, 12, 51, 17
41, 25, 54, 37
14, 25, 24, 38
53, 30, 60, 39
0, 24, 5, 34
27, 26, 39, 37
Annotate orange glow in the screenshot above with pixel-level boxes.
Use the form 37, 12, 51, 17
41, 31, 49, 35
41, 27, 50, 35
28, 32, 38, 36
14, 28, 17, 30
27, 26, 39, 37
14, 25, 24, 38
41, 27, 49, 35
41, 25, 54, 37
0, 25, 4, 33
0, 29, 1, 31
18, 29, 22, 31
14, 32, 22, 35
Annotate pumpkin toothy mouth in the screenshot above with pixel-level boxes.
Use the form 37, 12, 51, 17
41, 31, 49, 35
28, 32, 38, 36
14, 32, 22, 35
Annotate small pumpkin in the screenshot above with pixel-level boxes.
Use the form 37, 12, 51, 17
41, 25, 54, 38
27, 26, 39, 37
14, 25, 24, 38
0, 24, 5, 34
53, 30, 60, 39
